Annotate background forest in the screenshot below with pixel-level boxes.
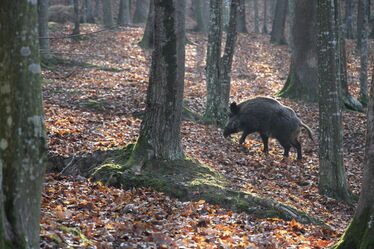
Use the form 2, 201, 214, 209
1, 0, 374, 248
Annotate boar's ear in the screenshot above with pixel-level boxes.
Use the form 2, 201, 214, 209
230, 102, 239, 114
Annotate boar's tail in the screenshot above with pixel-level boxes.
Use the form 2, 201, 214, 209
301, 123, 314, 141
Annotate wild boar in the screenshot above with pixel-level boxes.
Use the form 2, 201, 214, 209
223, 96, 313, 160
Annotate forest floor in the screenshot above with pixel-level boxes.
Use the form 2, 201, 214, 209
40, 23, 373, 248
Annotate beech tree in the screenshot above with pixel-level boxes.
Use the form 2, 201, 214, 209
278, 0, 317, 102
103, 0, 113, 29
127, 0, 186, 173
191, 0, 208, 32
138, 0, 155, 49
38, 0, 52, 60
236, 0, 248, 33
334, 64, 374, 249
317, 0, 354, 203
72, 0, 80, 39
278, 0, 362, 111
358, 0, 369, 106
118, 0, 131, 26
205, 0, 238, 125
133, 0, 149, 24
270, 0, 288, 44
0, 0, 47, 248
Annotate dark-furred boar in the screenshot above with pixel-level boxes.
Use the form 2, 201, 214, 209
223, 96, 313, 160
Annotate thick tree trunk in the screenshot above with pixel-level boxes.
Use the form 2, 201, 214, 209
334, 65, 374, 249
118, 0, 130, 26
358, 0, 369, 106
103, 0, 113, 29
84, 0, 95, 23
236, 0, 248, 33
138, 0, 155, 49
270, 0, 288, 44
344, 0, 354, 38
278, 0, 317, 102
253, 0, 260, 33
0, 1, 47, 248
205, 0, 223, 124
133, 0, 149, 23
72, 0, 80, 39
129, 0, 185, 173
317, 0, 353, 204
38, 0, 52, 60
262, 0, 268, 34
191, 0, 208, 32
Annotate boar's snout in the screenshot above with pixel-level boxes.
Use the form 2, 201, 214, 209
223, 128, 231, 138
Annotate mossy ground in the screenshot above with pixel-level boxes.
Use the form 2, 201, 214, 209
91, 144, 323, 225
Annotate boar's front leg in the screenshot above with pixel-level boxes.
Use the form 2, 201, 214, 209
260, 133, 269, 153
239, 129, 250, 144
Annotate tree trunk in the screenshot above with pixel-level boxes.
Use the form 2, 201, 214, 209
72, 0, 80, 39
118, 0, 130, 26
138, 0, 155, 49
205, 0, 238, 126
205, 0, 223, 124
356, 0, 369, 51
191, 0, 208, 32
94, 0, 101, 18
236, 0, 248, 33
133, 0, 149, 23
270, 0, 288, 44
253, 0, 260, 33
128, 0, 186, 173
220, 0, 238, 109
103, 0, 113, 29
262, 0, 268, 34
317, 0, 354, 204
334, 65, 374, 249
0, 1, 47, 248
358, 0, 369, 106
278, 0, 318, 102
38, 0, 52, 61
344, 0, 354, 38
85, 0, 95, 23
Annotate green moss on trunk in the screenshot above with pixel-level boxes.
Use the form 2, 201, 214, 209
334, 208, 374, 249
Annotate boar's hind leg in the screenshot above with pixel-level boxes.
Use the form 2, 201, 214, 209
260, 133, 269, 153
291, 140, 302, 160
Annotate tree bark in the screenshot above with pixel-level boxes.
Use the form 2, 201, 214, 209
0, 1, 47, 248
84, 0, 95, 23
262, 0, 268, 34
129, 0, 186, 173
204, 0, 238, 126
138, 0, 155, 49
72, 0, 80, 39
278, 0, 318, 102
103, 0, 113, 29
236, 0, 248, 33
253, 0, 260, 33
358, 0, 369, 106
38, 0, 52, 60
334, 64, 374, 249
118, 0, 131, 26
191, 0, 208, 32
205, 0, 223, 123
270, 0, 288, 44
133, 0, 149, 23
344, 0, 354, 38
317, 0, 353, 204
